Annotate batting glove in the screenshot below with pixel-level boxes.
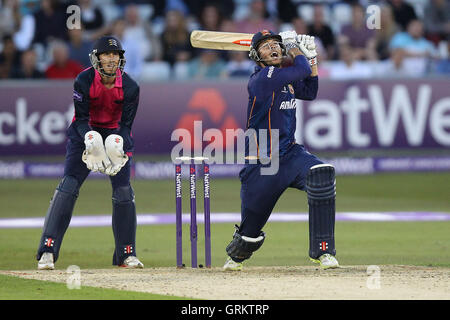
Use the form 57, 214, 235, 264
82, 131, 111, 173
297, 35, 317, 66
104, 134, 129, 176
279, 30, 298, 52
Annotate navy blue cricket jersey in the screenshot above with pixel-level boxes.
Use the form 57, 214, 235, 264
245, 55, 318, 159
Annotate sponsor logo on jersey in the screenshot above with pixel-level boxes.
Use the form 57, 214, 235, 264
279, 99, 297, 110
267, 66, 274, 78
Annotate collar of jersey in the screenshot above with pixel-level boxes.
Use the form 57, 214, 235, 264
254, 65, 263, 74
94, 68, 123, 88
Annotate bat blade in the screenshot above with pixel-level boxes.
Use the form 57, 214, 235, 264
190, 30, 254, 51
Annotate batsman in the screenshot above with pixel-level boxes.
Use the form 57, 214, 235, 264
223, 30, 339, 270
36, 36, 144, 270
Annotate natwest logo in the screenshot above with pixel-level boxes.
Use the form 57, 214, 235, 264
174, 88, 240, 150
0, 98, 73, 146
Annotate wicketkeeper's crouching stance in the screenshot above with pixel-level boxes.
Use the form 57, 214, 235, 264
223, 30, 339, 271
37, 36, 143, 270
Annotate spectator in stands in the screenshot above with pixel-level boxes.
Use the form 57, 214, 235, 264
235, 0, 277, 34
197, 4, 228, 61
328, 43, 373, 80
187, 49, 226, 79
223, 51, 253, 78
184, 0, 235, 21
161, 10, 193, 66
123, 3, 162, 62
423, 0, 450, 45
146, 0, 166, 22
32, 0, 68, 47
78, 0, 104, 33
12, 0, 39, 51
433, 40, 450, 75
11, 48, 44, 78
67, 27, 93, 68
292, 16, 308, 36
291, 17, 326, 61
111, 18, 143, 80
376, 45, 433, 78
339, 4, 377, 60
374, 5, 399, 60
389, 20, 436, 77
45, 40, 83, 79
277, 0, 298, 24
0, 34, 21, 78
220, 18, 238, 33
164, 0, 189, 16
0, 0, 20, 39
390, 20, 436, 59
388, 0, 417, 31
308, 4, 336, 60
199, 4, 222, 31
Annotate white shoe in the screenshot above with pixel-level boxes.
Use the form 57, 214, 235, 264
120, 256, 144, 269
310, 253, 339, 269
223, 257, 243, 271
38, 252, 55, 270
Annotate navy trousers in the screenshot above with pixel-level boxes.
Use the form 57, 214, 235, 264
238, 143, 336, 259
36, 125, 136, 265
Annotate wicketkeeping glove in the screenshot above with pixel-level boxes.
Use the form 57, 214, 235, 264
279, 30, 298, 52
104, 134, 129, 176
297, 35, 317, 66
82, 130, 111, 173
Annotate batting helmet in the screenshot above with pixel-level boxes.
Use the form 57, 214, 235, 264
249, 30, 285, 63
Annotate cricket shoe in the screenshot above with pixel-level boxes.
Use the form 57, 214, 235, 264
310, 254, 339, 269
120, 256, 144, 268
37, 252, 55, 270
223, 257, 243, 271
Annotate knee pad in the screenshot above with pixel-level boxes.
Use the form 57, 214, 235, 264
306, 164, 336, 203
226, 226, 266, 262
112, 185, 135, 204
57, 175, 80, 197
306, 164, 336, 259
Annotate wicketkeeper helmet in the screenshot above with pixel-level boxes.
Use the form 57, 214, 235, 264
89, 36, 126, 77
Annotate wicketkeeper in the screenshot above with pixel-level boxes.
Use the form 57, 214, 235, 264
223, 30, 339, 270
36, 36, 144, 270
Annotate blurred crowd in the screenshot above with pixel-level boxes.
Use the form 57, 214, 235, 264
0, 0, 448, 81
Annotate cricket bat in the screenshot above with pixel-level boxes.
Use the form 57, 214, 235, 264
190, 30, 254, 51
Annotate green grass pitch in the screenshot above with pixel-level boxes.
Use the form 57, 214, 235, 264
0, 172, 449, 299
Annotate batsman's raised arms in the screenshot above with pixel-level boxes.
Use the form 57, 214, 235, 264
190, 30, 254, 51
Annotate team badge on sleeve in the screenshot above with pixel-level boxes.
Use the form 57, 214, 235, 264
73, 90, 83, 102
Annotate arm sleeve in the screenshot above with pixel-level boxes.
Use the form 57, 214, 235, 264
259, 55, 312, 93
293, 76, 318, 100
118, 84, 139, 151
72, 77, 92, 138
